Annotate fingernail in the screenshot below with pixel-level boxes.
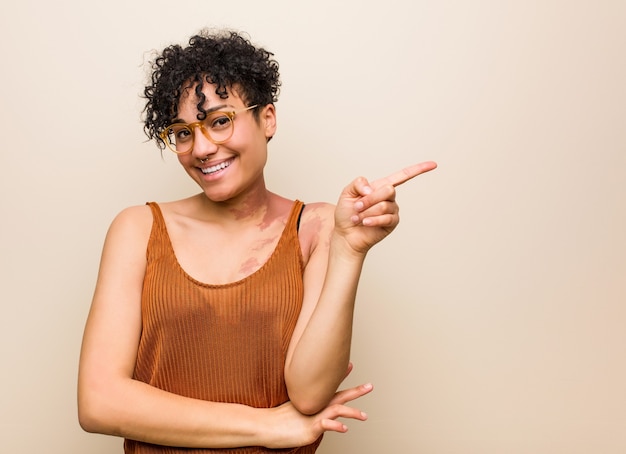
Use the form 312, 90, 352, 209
351, 215, 360, 224
363, 186, 372, 195
354, 201, 364, 210
361, 411, 368, 419
363, 383, 373, 390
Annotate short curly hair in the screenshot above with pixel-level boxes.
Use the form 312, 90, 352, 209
143, 29, 281, 149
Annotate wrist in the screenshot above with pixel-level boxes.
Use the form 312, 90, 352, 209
330, 230, 368, 262
251, 406, 277, 448
259, 404, 295, 449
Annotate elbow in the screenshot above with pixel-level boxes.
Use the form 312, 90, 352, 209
77, 381, 119, 435
78, 406, 99, 433
292, 401, 326, 417
284, 369, 337, 415
78, 393, 109, 434
287, 390, 331, 416
78, 395, 100, 433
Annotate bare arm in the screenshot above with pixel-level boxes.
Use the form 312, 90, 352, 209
77, 206, 370, 448
285, 162, 437, 415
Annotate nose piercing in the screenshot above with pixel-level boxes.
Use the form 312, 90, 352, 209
200, 157, 208, 163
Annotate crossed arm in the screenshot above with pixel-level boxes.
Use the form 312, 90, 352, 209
284, 161, 437, 414
77, 205, 373, 448
77, 161, 436, 448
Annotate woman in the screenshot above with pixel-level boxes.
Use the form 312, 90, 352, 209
78, 29, 436, 453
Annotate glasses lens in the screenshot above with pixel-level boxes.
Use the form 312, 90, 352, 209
163, 111, 236, 153
165, 125, 193, 154
204, 111, 234, 143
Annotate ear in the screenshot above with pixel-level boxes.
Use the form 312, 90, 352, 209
261, 104, 277, 140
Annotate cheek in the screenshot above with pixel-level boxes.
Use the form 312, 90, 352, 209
177, 154, 197, 171
230, 131, 266, 155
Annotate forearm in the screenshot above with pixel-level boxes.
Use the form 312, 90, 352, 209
78, 376, 271, 448
285, 233, 366, 414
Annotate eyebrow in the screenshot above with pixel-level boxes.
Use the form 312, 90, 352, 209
170, 104, 233, 124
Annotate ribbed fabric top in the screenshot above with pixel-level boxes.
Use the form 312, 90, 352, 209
124, 200, 322, 453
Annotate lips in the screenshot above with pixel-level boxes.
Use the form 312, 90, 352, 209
200, 158, 233, 175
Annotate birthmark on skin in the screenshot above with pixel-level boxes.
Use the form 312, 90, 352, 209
258, 210, 278, 231
252, 236, 277, 252
239, 257, 262, 276
302, 208, 328, 247
230, 206, 256, 221
229, 202, 274, 231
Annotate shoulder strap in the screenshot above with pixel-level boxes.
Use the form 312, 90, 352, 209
296, 201, 306, 232
143, 202, 173, 261
145, 202, 165, 228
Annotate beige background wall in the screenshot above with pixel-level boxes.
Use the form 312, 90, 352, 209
1, 1, 625, 452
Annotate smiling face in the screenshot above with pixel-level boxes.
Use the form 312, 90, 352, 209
174, 83, 277, 204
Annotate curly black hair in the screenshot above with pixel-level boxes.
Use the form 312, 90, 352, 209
143, 29, 281, 149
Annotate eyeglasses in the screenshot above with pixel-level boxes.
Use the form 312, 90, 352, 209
160, 105, 258, 154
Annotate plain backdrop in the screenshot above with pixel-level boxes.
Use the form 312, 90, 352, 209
1, 1, 625, 453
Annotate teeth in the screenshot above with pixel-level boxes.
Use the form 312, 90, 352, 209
201, 160, 231, 175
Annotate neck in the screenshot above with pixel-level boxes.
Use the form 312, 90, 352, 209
196, 188, 275, 225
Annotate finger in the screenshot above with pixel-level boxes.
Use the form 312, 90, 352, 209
346, 176, 374, 198
354, 201, 399, 227
319, 418, 348, 433
354, 186, 397, 216
320, 403, 368, 423
355, 199, 397, 218
360, 213, 398, 228
372, 161, 437, 188
330, 383, 374, 405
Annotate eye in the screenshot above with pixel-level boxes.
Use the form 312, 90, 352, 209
208, 113, 233, 130
170, 125, 192, 143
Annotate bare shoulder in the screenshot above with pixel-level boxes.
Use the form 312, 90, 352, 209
298, 202, 336, 262
104, 204, 154, 252
301, 202, 335, 224
112, 204, 153, 224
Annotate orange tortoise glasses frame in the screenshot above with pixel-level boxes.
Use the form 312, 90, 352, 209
160, 105, 258, 154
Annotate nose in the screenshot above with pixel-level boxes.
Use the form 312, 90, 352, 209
190, 125, 218, 159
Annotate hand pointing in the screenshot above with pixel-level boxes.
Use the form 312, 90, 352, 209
334, 161, 437, 255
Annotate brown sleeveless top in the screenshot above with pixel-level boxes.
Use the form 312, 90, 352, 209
124, 200, 322, 453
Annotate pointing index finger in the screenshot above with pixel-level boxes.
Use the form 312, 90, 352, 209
373, 161, 438, 188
